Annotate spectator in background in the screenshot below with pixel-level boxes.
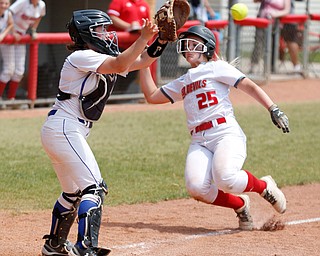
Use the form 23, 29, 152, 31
250, 0, 290, 73
190, 0, 216, 24
4, 0, 46, 101
107, 0, 150, 33
107, 0, 150, 95
0, 0, 14, 103
280, 0, 301, 72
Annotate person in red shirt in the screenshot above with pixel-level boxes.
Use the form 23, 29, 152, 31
107, 0, 151, 94
107, 0, 150, 32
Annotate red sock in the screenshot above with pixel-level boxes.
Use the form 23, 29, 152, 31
7, 80, 19, 99
212, 190, 244, 210
0, 81, 6, 97
244, 170, 267, 194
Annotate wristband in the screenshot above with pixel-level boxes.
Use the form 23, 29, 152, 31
147, 37, 168, 58
268, 104, 278, 112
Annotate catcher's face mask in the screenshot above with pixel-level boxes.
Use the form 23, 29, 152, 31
90, 23, 119, 54
177, 38, 207, 55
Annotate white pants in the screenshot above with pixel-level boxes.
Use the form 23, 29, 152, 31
185, 116, 248, 204
12, 44, 26, 82
0, 44, 14, 82
41, 114, 102, 193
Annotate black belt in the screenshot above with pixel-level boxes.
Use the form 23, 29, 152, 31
191, 117, 226, 135
48, 109, 93, 128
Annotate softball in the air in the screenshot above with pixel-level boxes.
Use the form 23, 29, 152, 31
230, 3, 248, 21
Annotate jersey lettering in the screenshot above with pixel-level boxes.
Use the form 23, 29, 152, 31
196, 90, 218, 110
21, 14, 38, 21
182, 79, 207, 98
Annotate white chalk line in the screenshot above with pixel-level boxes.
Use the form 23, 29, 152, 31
112, 217, 320, 252
285, 217, 320, 226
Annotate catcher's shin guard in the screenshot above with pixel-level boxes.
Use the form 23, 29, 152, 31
43, 191, 81, 251
77, 181, 108, 248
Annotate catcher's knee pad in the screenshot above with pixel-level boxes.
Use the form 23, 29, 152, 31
43, 191, 81, 246
77, 181, 108, 248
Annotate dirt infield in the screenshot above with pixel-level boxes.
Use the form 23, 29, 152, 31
0, 78, 319, 256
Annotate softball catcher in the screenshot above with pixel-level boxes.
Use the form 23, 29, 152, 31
41, 9, 167, 256
139, 25, 289, 231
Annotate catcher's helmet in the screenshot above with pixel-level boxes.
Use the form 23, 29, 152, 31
178, 25, 216, 59
67, 9, 120, 56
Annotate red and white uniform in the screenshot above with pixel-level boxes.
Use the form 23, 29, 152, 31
9, 0, 46, 82
161, 60, 248, 203
107, 0, 150, 31
10, 0, 46, 35
0, 9, 14, 83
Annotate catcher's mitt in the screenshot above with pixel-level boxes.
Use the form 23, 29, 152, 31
154, 0, 190, 42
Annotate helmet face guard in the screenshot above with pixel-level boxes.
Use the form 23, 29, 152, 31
68, 9, 120, 56
177, 38, 208, 55
89, 22, 119, 56
177, 25, 216, 59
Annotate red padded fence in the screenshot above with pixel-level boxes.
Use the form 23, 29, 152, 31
310, 14, 320, 21
1, 32, 146, 101
0, 15, 315, 103
1, 21, 228, 102
279, 14, 309, 24
234, 17, 271, 28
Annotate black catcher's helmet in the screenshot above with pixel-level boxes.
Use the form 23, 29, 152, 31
67, 9, 120, 56
177, 25, 216, 59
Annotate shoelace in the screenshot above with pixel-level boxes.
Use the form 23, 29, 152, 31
263, 190, 277, 205
237, 208, 251, 222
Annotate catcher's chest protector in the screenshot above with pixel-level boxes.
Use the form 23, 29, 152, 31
79, 73, 117, 122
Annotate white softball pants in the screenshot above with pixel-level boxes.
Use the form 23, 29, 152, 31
185, 116, 248, 204
0, 45, 14, 83
41, 115, 102, 194
12, 44, 26, 82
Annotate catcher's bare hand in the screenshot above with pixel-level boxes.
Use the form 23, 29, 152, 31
269, 104, 290, 133
140, 18, 159, 41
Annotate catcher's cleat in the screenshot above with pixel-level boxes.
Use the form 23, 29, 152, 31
68, 244, 111, 256
235, 195, 253, 231
41, 238, 73, 256
260, 175, 287, 214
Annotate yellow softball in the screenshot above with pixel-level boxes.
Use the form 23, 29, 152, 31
230, 3, 248, 21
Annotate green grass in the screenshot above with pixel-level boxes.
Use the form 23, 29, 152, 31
0, 102, 319, 212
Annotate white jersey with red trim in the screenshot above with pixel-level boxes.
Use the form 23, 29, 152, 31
160, 60, 246, 131
9, 0, 46, 34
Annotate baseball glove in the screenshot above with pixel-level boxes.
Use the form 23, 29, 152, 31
154, 0, 190, 42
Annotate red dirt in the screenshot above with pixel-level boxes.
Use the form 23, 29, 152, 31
0, 78, 319, 256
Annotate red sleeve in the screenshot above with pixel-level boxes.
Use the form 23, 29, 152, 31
107, 0, 123, 16
145, 3, 150, 19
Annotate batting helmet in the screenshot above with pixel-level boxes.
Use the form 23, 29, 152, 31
178, 25, 216, 59
67, 9, 120, 56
